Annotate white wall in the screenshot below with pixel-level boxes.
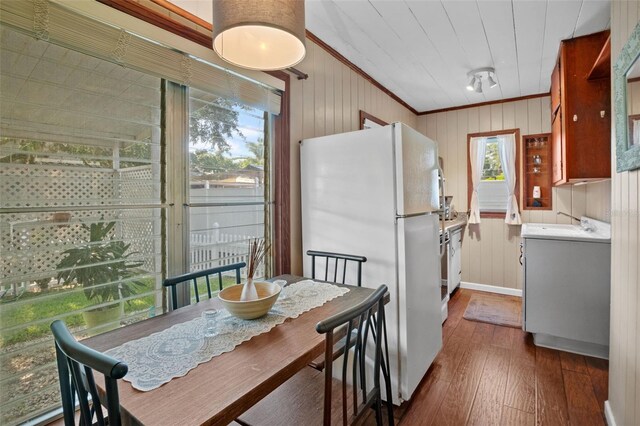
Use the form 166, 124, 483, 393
416, 98, 612, 290
288, 38, 418, 274
608, 2, 640, 425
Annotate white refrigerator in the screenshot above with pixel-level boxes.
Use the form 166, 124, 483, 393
300, 122, 443, 403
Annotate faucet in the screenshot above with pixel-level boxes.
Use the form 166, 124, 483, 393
557, 211, 594, 232
557, 211, 580, 222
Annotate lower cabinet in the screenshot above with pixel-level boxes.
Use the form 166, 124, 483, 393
522, 236, 610, 358
448, 228, 462, 294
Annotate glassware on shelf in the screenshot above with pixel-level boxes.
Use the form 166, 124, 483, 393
533, 154, 542, 165
533, 166, 541, 174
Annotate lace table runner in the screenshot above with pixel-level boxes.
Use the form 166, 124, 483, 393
106, 280, 349, 391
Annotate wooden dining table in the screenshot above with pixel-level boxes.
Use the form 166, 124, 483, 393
83, 275, 380, 426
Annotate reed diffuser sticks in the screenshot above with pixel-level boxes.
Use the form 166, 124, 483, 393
247, 238, 268, 279
240, 238, 269, 301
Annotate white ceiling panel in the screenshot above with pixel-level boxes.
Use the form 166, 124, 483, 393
475, 1, 520, 100
169, 0, 611, 112
574, 0, 612, 37
512, 1, 548, 96
538, 1, 583, 91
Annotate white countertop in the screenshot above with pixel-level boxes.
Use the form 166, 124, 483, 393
521, 217, 611, 243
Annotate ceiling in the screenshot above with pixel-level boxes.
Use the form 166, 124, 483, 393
171, 0, 612, 113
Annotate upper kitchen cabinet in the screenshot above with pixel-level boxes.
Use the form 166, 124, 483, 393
551, 30, 611, 186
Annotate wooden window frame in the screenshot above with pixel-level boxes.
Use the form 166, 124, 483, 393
467, 129, 521, 219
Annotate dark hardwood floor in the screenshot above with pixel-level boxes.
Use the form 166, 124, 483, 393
395, 289, 609, 426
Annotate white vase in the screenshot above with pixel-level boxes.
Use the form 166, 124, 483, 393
240, 277, 259, 301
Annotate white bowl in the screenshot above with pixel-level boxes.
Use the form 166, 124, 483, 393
218, 281, 281, 319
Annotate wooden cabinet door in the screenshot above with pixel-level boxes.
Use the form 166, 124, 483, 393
552, 114, 564, 184
551, 62, 561, 119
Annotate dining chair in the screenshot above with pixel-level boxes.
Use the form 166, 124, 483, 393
305, 250, 389, 393
163, 262, 246, 310
307, 250, 367, 287
51, 319, 128, 426
238, 284, 394, 426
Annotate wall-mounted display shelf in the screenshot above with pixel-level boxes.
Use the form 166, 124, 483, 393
523, 133, 553, 210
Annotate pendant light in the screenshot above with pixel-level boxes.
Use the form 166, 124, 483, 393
212, 0, 306, 71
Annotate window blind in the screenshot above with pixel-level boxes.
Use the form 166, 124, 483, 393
0, 0, 282, 115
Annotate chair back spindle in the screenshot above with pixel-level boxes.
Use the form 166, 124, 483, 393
163, 262, 245, 310
51, 320, 128, 426
307, 250, 367, 286
315, 284, 393, 425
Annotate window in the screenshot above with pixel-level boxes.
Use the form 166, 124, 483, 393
467, 130, 522, 224
187, 88, 271, 298
478, 138, 508, 212
0, 27, 164, 425
0, 1, 285, 423
0, 20, 277, 426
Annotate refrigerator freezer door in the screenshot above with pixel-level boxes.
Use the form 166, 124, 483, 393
394, 123, 440, 216
396, 213, 443, 399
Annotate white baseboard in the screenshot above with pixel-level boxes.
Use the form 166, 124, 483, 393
604, 401, 616, 426
460, 281, 522, 297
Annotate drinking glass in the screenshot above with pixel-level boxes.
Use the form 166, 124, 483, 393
202, 310, 221, 337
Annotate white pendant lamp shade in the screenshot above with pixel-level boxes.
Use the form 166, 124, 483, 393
212, 0, 306, 71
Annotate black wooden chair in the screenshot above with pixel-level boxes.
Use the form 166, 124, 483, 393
51, 320, 128, 426
307, 250, 367, 286
238, 285, 394, 426
306, 250, 376, 374
163, 262, 246, 310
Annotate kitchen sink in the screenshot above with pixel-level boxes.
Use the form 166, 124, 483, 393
521, 217, 610, 243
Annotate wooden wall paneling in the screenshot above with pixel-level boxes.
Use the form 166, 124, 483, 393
358, 78, 365, 117
302, 44, 316, 141
619, 169, 631, 422
491, 104, 503, 131
426, 114, 438, 140
314, 43, 326, 136
447, 110, 459, 207
527, 98, 543, 134
325, 57, 335, 135
625, 171, 638, 420
556, 186, 573, 223
478, 107, 492, 285
479, 105, 492, 132
457, 110, 470, 212
350, 71, 359, 132
491, 220, 505, 287
571, 185, 587, 218
609, 4, 627, 421
416, 113, 426, 135
503, 102, 516, 129
437, 113, 448, 166
334, 59, 343, 134
341, 67, 350, 133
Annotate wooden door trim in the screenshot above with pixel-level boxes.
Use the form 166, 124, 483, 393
359, 110, 388, 130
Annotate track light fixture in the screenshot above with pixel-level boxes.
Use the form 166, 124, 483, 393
487, 74, 498, 89
466, 67, 498, 94
474, 78, 482, 93
466, 75, 477, 91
